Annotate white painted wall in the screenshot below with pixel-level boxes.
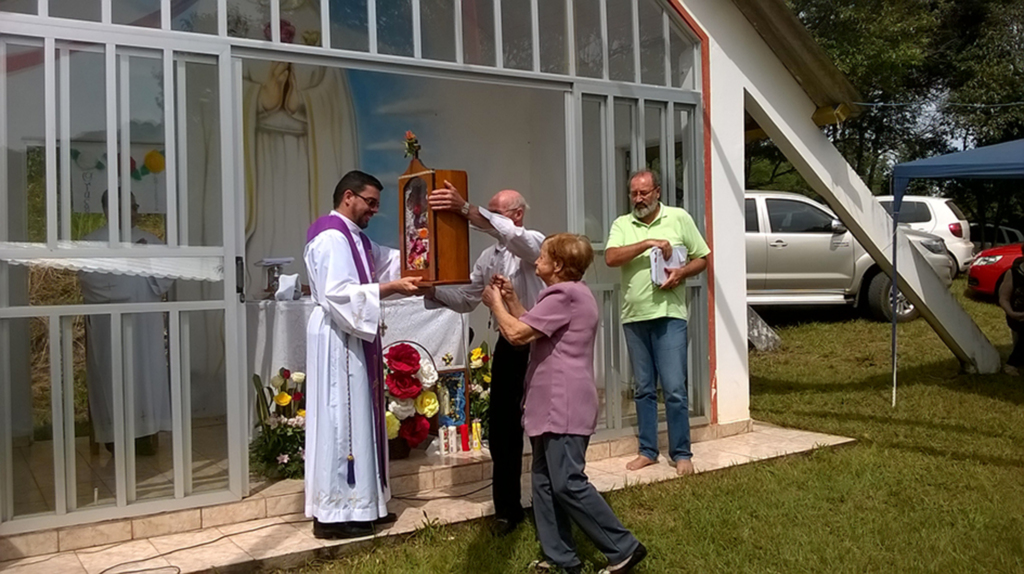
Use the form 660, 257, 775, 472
681, 0, 999, 378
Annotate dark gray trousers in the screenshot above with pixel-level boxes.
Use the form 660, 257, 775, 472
531, 434, 639, 568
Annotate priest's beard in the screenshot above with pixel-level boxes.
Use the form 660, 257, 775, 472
633, 200, 657, 219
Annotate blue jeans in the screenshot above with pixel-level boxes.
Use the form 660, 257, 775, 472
623, 318, 691, 462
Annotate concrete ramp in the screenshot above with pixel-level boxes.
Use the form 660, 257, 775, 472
745, 92, 1000, 374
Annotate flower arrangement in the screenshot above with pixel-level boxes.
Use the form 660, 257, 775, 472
250, 367, 306, 479
384, 342, 439, 456
468, 342, 492, 440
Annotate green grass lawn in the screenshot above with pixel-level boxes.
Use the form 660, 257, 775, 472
293, 278, 1024, 574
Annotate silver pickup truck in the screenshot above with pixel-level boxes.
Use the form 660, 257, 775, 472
745, 191, 955, 322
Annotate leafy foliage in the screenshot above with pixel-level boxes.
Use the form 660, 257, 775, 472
750, 0, 1024, 230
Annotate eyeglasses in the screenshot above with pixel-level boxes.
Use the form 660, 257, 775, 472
630, 187, 659, 199
352, 193, 380, 210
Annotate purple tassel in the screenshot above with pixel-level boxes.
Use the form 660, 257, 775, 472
347, 455, 356, 486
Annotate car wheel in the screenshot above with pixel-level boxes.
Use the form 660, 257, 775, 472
867, 273, 920, 322
947, 251, 960, 279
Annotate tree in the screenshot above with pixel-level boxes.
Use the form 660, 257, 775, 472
746, 0, 950, 196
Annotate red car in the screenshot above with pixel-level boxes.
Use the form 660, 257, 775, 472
968, 243, 1023, 296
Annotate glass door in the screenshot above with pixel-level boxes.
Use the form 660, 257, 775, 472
0, 26, 243, 531
571, 83, 708, 435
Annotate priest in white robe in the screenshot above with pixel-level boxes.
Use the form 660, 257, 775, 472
78, 192, 174, 455
304, 170, 422, 539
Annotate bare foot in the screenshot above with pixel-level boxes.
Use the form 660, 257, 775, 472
625, 455, 657, 471
676, 459, 694, 476
1004, 364, 1020, 376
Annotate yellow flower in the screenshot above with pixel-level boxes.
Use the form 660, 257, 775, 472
385, 411, 400, 439
274, 392, 292, 407
414, 390, 439, 418
483, 374, 491, 384
297, 409, 306, 418
471, 347, 483, 361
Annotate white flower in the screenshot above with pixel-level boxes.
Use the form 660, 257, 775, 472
268, 415, 281, 429
291, 372, 306, 384
299, 447, 305, 461
480, 389, 490, 400
417, 359, 438, 389
277, 453, 289, 464
270, 374, 285, 389
388, 398, 416, 420
470, 383, 484, 395
470, 358, 483, 369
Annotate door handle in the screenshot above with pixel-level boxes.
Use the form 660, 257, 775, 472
235, 256, 245, 303
770, 240, 788, 248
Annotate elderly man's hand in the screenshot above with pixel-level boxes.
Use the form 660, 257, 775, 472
427, 181, 466, 214
660, 267, 687, 290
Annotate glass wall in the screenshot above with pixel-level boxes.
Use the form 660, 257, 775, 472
0, 35, 236, 527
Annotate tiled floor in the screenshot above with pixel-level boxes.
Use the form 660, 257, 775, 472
0, 422, 853, 574
9, 421, 229, 517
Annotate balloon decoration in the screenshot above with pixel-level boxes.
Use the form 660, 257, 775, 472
144, 149, 166, 174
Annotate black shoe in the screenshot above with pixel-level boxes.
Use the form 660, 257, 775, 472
136, 435, 157, 457
373, 512, 398, 526
313, 518, 374, 540
492, 517, 522, 537
102, 435, 158, 456
608, 542, 647, 573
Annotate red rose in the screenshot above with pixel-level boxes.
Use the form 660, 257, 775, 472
264, 19, 296, 43
385, 343, 421, 375
280, 368, 291, 380
399, 414, 430, 448
386, 372, 422, 400
292, 391, 303, 404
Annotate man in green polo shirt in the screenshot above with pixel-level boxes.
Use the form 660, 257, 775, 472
605, 170, 710, 476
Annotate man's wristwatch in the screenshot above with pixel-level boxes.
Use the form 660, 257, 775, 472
460, 202, 471, 217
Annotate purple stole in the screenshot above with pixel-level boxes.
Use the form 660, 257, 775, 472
306, 214, 388, 489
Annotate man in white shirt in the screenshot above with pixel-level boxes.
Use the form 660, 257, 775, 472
427, 183, 545, 536
78, 191, 173, 456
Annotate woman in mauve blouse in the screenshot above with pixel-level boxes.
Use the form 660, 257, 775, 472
483, 233, 647, 574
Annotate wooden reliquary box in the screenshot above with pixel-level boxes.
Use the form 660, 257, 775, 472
398, 157, 471, 285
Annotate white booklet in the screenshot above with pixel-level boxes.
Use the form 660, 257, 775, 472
650, 245, 688, 286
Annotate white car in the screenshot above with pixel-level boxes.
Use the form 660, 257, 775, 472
876, 195, 974, 273
747, 191, 955, 322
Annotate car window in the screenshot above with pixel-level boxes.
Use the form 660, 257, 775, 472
765, 199, 834, 233
745, 199, 758, 232
1009, 228, 1024, 243
879, 200, 932, 223
945, 200, 966, 221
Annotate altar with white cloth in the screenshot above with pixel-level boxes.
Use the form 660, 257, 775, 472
245, 295, 469, 431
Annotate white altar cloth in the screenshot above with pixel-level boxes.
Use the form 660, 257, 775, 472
246, 295, 468, 397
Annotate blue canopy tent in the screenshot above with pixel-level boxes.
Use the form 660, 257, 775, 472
888, 139, 1024, 404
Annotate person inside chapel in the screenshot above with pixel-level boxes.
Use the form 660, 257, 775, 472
78, 190, 174, 456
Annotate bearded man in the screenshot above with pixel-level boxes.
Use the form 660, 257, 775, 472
604, 170, 710, 477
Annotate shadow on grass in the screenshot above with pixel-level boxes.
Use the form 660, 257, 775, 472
768, 408, 1016, 442
752, 354, 1024, 407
